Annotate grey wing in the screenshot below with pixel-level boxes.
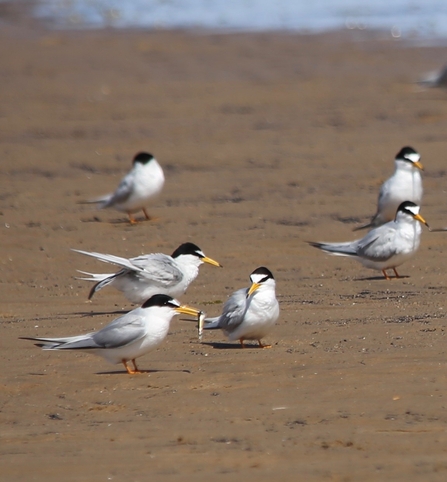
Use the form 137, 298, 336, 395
216, 288, 249, 331
131, 254, 184, 288
356, 225, 397, 262
92, 313, 146, 348
377, 177, 392, 211
103, 172, 134, 207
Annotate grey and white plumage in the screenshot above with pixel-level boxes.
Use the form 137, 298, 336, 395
354, 147, 423, 231
204, 267, 280, 348
310, 201, 429, 280
74, 242, 222, 304
86, 152, 164, 224
417, 64, 447, 89
20, 294, 200, 375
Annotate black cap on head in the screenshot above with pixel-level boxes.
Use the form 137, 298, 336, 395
395, 201, 429, 228
395, 146, 418, 161
171, 242, 202, 259
397, 200, 417, 211
142, 294, 179, 309
250, 266, 274, 281
133, 152, 154, 165
396, 201, 419, 219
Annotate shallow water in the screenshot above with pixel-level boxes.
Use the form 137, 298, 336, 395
32, 0, 447, 39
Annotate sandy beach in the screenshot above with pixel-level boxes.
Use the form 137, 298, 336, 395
2, 16, 447, 481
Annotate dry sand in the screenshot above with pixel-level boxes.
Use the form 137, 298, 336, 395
2, 20, 447, 481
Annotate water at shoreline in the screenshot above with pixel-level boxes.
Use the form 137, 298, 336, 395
30, 0, 447, 41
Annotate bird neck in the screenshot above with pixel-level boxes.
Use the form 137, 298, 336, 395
175, 256, 201, 281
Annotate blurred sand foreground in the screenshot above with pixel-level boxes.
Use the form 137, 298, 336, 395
2, 21, 447, 481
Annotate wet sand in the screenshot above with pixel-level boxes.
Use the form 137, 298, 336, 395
2, 22, 447, 481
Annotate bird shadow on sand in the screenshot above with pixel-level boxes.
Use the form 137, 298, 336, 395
80, 216, 154, 225
108, 217, 153, 225
355, 275, 410, 281
79, 216, 103, 223
200, 341, 264, 350
72, 310, 131, 318
96, 368, 191, 375
178, 317, 202, 323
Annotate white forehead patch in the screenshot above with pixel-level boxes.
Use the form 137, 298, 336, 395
250, 273, 267, 284
405, 152, 421, 163
405, 204, 420, 216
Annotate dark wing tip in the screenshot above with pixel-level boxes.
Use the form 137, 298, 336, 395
307, 241, 323, 249
88, 284, 97, 300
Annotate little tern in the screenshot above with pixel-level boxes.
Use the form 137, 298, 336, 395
74, 242, 222, 304
204, 267, 279, 348
354, 147, 423, 231
310, 201, 429, 280
20, 295, 200, 374
86, 152, 164, 224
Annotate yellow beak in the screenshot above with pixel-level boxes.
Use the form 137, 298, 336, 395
413, 213, 429, 229
247, 282, 261, 298
202, 256, 223, 268
175, 305, 201, 317
414, 161, 424, 171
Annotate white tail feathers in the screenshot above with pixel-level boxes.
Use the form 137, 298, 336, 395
76, 270, 111, 282
72, 249, 143, 272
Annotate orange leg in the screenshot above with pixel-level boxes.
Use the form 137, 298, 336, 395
258, 340, 272, 349
142, 208, 159, 222
392, 268, 400, 278
122, 360, 135, 374
122, 359, 143, 374
382, 269, 391, 280
131, 359, 143, 373
239, 338, 246, 348
128, 213, 138, 225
